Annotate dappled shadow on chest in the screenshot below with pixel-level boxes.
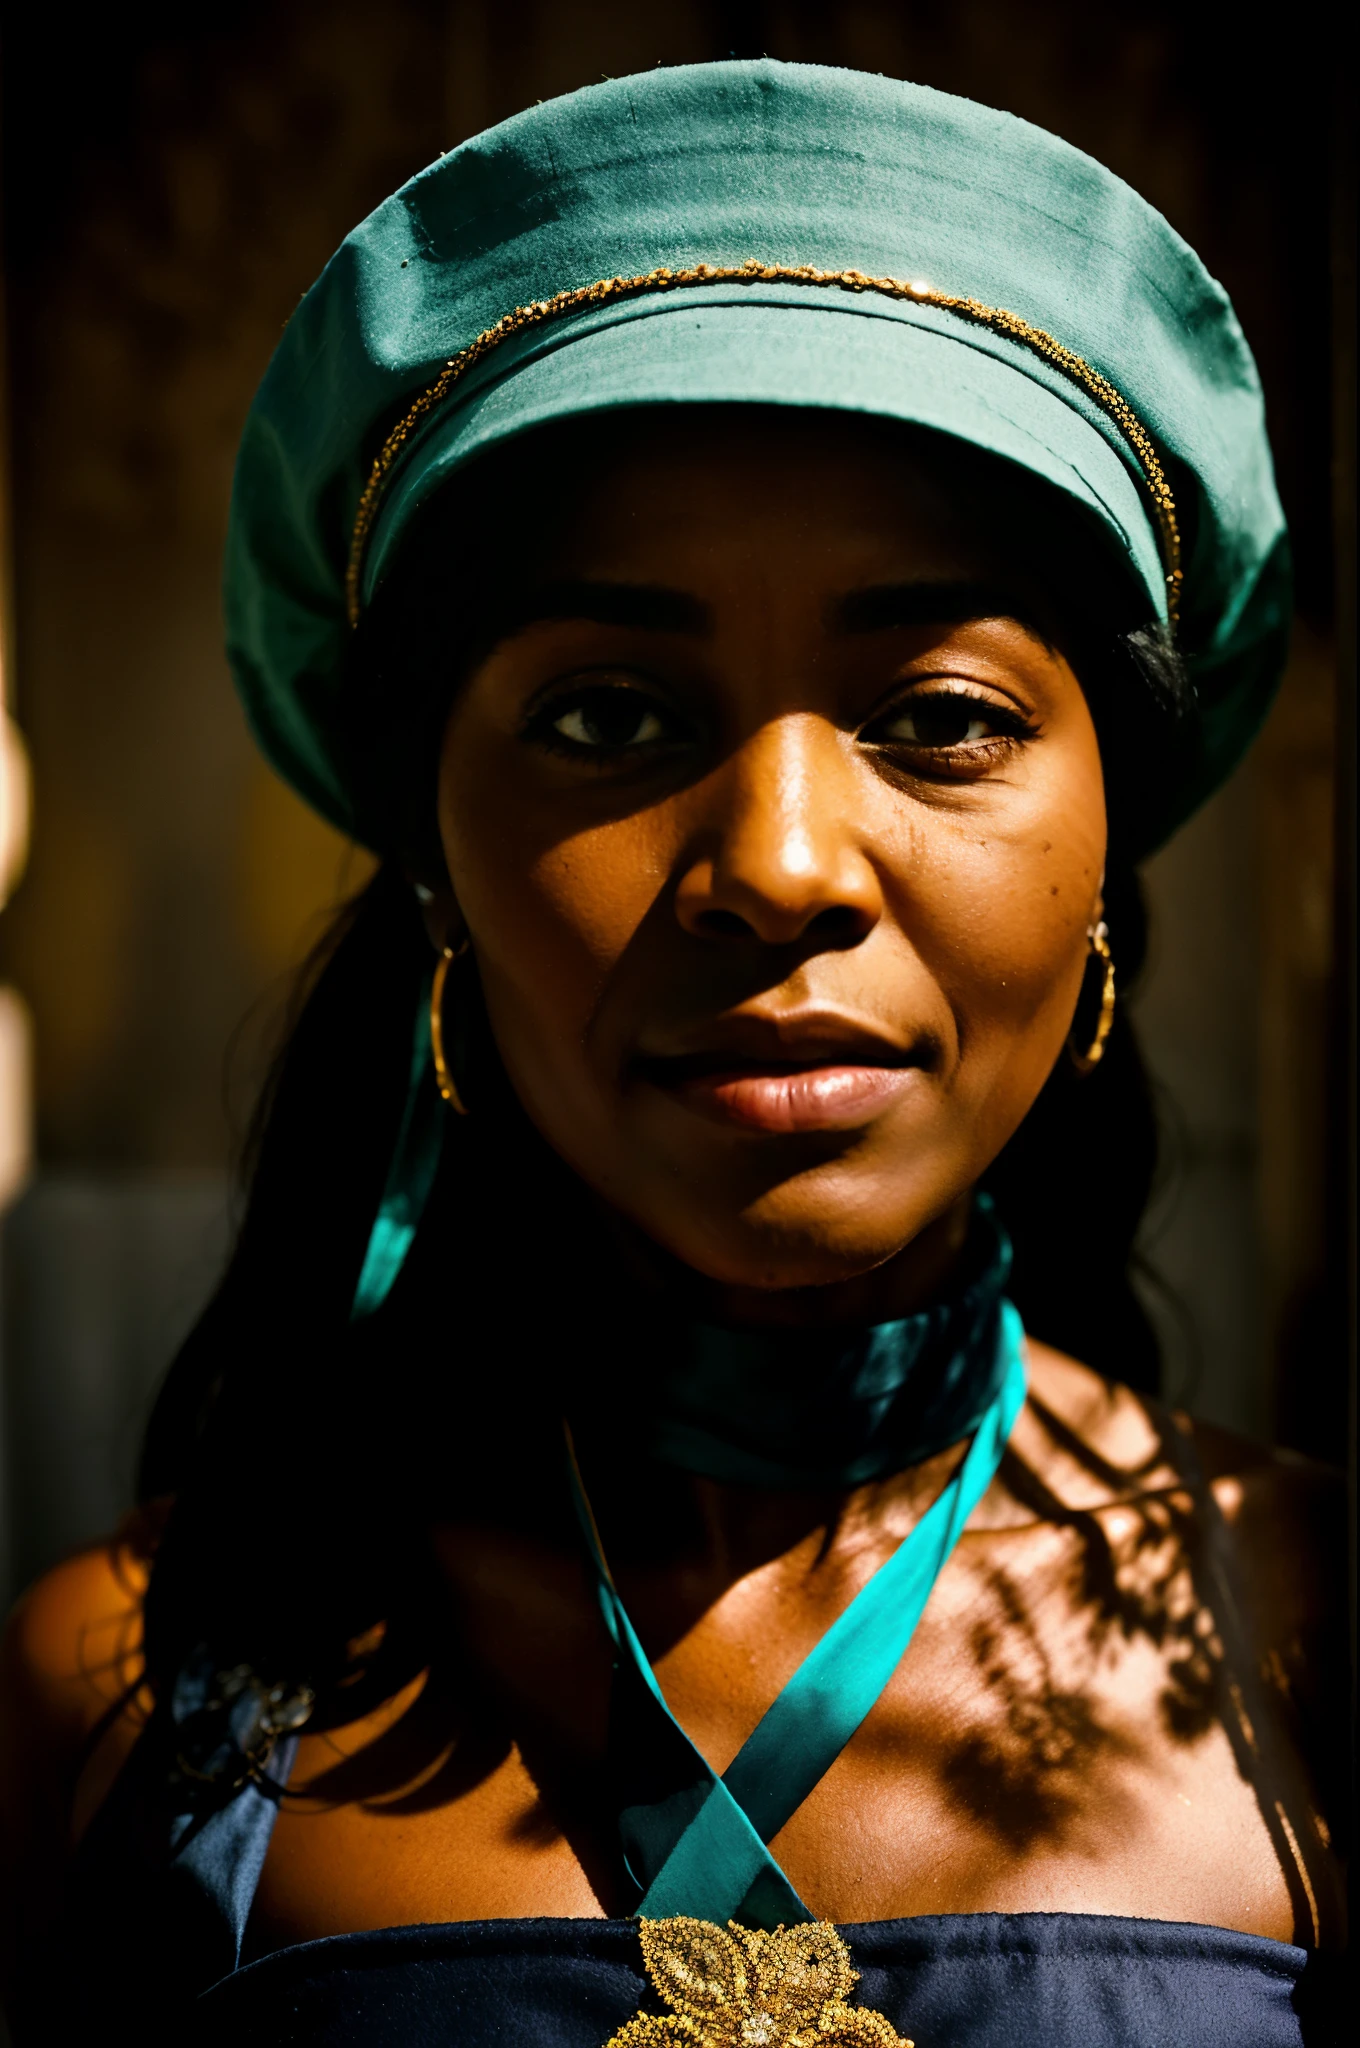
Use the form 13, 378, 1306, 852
939, 1404, 1220, 1852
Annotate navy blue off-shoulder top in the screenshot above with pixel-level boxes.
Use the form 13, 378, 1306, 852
43, 1694, 1335, 2046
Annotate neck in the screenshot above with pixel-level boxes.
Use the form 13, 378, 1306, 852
604, 1193, 976, 1331
667, 1435, 973, 1590
567, 1195, 1013, 1553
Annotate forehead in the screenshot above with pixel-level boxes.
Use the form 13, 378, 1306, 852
496, 413, 1091, 656
536, 411, 1005, 577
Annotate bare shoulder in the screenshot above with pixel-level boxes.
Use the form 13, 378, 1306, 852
1014, 1341, 1344, 1666
1019, 1338, 1342, 1535
1018, 1340, 1346, 1811
0, 1525, 150, 1766
0, 1516, 157, 1986
1191, 1417, 1346, 1720
1014, 1339, 1187, 1503
1191, 1410, 1344, 1552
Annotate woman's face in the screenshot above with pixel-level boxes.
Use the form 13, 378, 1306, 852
437, 415, 1106, 1298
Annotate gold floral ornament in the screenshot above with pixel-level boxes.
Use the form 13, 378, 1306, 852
603, 1917, 912, 2048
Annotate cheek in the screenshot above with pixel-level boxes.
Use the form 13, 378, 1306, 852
891, 746, 1106, 1118
439, 770, 663, 1087
925, 825, 1101, 1013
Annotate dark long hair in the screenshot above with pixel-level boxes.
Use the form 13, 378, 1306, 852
138, 415, 1175, 1713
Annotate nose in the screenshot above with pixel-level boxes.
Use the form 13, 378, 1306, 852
674, 716, 883, 947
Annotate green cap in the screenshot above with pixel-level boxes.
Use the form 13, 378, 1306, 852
225, 59, 1288, 855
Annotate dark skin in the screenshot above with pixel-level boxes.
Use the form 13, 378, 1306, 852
0, 418, 1345, 2004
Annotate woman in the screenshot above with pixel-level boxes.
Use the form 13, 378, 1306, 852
0, 58, 1344, 2046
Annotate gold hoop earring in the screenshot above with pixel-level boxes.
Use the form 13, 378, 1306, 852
430, 938, 471, 1114
1068, 920, 1116, 1075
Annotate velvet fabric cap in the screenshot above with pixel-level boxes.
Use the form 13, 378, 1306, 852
224, 58, 1288, 856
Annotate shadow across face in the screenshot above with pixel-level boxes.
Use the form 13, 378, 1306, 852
424, 410, 1109, 1318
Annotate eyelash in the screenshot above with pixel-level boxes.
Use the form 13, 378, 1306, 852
522, 681, 686, 761
523, 681, 1037, 768
862, 686, 1037, 765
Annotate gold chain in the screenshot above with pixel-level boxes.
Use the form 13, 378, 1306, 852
345, 258, 1182, 627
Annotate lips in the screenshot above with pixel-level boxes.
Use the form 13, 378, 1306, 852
634, 1013, 920, 1135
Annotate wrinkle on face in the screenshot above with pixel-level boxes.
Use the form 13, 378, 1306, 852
437, 412, 1107, 1314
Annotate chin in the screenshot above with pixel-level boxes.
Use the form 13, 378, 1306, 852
642, 1168, 950, 1294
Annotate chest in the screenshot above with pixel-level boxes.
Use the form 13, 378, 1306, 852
249, 1510, 1305, 1952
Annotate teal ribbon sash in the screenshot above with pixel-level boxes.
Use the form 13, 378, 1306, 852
347, 987, 1027, 1925
350, 976, 445, 1322
568, 1300, 1027, 1927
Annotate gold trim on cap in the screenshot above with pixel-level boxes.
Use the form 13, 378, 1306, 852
346, 259, 1182, 627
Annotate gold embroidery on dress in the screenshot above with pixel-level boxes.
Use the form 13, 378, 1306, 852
602, 1916, 913, 2047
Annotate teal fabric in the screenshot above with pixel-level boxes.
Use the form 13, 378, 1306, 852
650, 1194, 1012, 1487
226, 60, 1288, 859
368, 287, 1165, 626
569, 1302, 1027, 1926
350, 980, 444, 1322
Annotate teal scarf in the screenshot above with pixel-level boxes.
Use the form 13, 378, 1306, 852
351, 1005, 1027, 1927
569, 1231, 1026, 1927
645, 1201, 1014, 1488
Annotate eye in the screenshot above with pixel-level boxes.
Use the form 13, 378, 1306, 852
873, 692, 1014, 748
550, 689, 669, 749
527, 681, 685, 758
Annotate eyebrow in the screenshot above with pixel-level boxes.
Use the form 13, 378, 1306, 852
487, 576, 1053, 647
496, 579, 712, 638
834, 581, 1054, 644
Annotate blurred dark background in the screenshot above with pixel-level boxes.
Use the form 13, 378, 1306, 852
0, 1, 1352, 1603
